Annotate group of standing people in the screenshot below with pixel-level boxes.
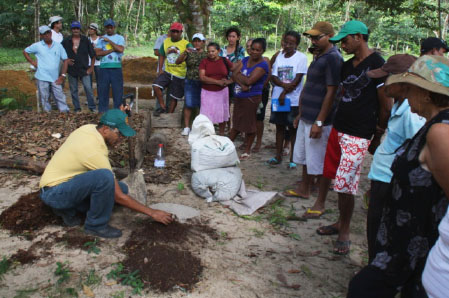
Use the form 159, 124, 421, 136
23, 16, 125, 113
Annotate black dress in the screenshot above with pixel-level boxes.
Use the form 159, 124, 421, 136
348, 109, 449, 298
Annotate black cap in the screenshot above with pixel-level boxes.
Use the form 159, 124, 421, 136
420, 37, 449, 54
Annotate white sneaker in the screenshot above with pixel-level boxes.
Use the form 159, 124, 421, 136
181, 127, 191, 136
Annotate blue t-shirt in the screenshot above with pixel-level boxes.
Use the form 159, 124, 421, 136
234, 57, 269, 98
368, 99, 425, 183
95, 34, 125, 68
25, 40, 68, 82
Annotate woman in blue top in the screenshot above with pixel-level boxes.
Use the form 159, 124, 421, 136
229, 38, 269, 160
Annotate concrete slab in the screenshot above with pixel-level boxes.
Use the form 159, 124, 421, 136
149, 203, 200, 223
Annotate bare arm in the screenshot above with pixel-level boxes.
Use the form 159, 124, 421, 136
175, 51, 188, 64
95, 48, 113, 57
368, 85, 393, 154
423, 123, 449, 198
310, 85, 338, 138
199, 69, 229, 87
23, 51, 37, 68
154, 49, 160, 57
114, 180, 173, 225
234, 67, 266, 86
158, 55, 165, 75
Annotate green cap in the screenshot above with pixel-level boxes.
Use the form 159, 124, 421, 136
329, 20, 368, 42
100, 109, 136, 137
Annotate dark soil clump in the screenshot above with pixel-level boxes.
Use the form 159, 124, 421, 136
0, 191, 62, 235
123, 244, 202, 292
10, 248, 39, 265
122, 220, 217, 292
55, 229, 99, 250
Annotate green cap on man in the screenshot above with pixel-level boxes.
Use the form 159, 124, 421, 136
330, 20, 368, 42
100, 109, 136, 137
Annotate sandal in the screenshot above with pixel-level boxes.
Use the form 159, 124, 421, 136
240, 153, 250, 160
282, 189, 309, 199
316, 225, 339, 236
302, 208, 324, 219
333, 240, 351, 255
266, 157, 281, 165
287, 162, 297, 169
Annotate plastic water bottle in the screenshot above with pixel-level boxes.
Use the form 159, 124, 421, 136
154, 144, 165, 168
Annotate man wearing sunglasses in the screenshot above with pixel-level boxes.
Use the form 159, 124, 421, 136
39, 109, 174, 238
152, 22, 193, 114
62, 21, 97, 112
288, 22, 343, 220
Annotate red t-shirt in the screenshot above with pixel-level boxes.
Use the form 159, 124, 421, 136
199, 57, 232, 91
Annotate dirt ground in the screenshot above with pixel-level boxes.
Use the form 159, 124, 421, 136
0, 102, 373, 297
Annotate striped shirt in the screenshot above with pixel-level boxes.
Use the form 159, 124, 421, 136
300, 46, 343, 125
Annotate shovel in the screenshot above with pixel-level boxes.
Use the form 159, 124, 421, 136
121, 94, 148, 206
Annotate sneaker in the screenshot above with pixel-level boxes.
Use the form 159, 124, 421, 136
84, 225, 122, 238
181, 127, 191, 136
52, 208, 82, 227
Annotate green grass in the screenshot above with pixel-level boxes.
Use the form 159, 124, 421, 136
0, 48, 25, 66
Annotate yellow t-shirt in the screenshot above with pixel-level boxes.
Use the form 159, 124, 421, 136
40, 124, 112, 188
162, 38, 191, 78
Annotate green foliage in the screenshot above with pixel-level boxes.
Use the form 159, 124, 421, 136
0, 88, 32, 111
13, 288, 38, 298
54, 261, 71, 285
0, 48, 25, 65
110, 291, 125, 298
83, 239, 101, 255
107, 263, 144, 295
0, 256, 11, 280
266, 200, 296, 228
82, 269, 102, 286
177, 182, 185, 191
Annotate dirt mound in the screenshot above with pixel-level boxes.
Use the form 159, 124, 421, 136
55, 229, 99, 250
0, 70, 36, 96
10, 248, 39, 265
122, 57, 158, 84
122, 220, 217, 292
0, 191, 62, 235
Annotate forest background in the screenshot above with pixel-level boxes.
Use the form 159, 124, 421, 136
0, 0, 448, 65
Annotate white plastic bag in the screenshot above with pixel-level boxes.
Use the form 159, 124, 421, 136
191, 135, 239, 172
188, 114, 215, 146
191, 167, 242, 202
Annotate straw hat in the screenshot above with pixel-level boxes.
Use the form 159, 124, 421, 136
386, 55, 449, 97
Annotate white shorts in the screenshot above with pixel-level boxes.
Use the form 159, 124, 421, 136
293, 119, 332, 175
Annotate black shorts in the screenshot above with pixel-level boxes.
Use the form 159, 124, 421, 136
152, 71, 185, 101
269, 106, 299, 127
256, 85, 270, 121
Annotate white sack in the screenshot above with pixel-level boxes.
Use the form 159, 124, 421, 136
191, 167, 242, 202
191, 135, 239, 172
188, 114, 215, 145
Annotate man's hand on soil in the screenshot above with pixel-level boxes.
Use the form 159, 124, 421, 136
151, 210, 173, 225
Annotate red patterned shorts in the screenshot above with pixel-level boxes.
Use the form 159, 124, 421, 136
323, 128, 371, 195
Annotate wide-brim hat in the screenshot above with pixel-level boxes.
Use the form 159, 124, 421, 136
49, 16, 63, 26
367, 54, 417, 78
386, 55, 449, 97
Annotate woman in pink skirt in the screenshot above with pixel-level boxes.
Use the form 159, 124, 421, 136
199, 42, 234, 135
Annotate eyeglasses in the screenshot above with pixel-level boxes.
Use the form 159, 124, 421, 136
310, 34, 326, 42
170, 30, 180, 33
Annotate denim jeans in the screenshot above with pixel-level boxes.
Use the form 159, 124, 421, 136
68, 74, 96, 112
90, 66, 100, 102
36, 79, 69, 112
98, 68, 123, 113
184, 79, 201, 108
39, 169, 128, 231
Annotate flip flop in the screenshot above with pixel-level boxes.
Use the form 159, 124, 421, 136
316, 225, 339, 236
287, 162, 297, 169
282, 189, 309, 199
266, 157, 281, 165
302, 208, 324, 219
333, 240, 351, 255
240, 153, 250, 160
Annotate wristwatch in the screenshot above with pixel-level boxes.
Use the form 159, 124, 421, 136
314, 120, 323, 127
61, 74, 66, 77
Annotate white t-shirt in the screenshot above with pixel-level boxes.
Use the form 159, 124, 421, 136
423, 208, 449, 298
271, 51, 308, 107
51, 29, 63, 43
89, 36, 101, 66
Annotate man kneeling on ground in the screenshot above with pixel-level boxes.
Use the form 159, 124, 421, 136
39, 109, 173, 238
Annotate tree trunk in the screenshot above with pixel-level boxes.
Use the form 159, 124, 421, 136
345, 0, 352, 22
274, 13, 281, 51
166, 0, 213, 40
134, 0, 142, 38
34, 0, 40, 43
109, 0, 115, 19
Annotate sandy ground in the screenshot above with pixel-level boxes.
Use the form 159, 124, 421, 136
0, 101, 373, 298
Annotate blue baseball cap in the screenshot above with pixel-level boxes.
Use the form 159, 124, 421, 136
104, 19, 115, 27
71, 21, 81, 29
